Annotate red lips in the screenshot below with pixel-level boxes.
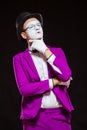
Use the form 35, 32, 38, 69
37, 31, 40, 34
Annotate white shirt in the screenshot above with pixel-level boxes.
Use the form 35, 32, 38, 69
28, 47, 62, 108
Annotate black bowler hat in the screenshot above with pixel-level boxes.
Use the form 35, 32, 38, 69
15, 12, 43, 40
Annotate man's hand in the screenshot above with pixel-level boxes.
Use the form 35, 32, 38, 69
29, 39, 48, 54
52, 77, 61, 86
52, 77, 73, 88
58, 77, 73, 88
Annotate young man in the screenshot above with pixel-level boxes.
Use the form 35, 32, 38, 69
13, 12, 74, 130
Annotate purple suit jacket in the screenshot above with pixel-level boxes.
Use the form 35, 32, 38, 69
13, 45, 74, 120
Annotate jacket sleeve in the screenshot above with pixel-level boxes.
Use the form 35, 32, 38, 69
13, 55, 50, 97
47, 48, 72, 82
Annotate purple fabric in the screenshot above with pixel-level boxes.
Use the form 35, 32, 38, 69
22, 107, 72, 130
13, 46, 74, 120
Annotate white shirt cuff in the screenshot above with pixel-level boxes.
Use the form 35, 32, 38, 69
49, 79, 53, 89
47, 54, 62, 74
47, 54, 56, 64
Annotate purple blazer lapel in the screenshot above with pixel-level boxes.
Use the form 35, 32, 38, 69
23, 49, 40, 81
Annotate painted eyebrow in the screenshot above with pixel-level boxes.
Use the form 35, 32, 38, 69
26, 21, 40, 27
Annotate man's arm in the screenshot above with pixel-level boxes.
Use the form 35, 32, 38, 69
30, 39, 72, 83
44, 48, 72, 82
13, 55, 51, 97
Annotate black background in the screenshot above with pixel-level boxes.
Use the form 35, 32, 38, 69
0, 0, 87, 130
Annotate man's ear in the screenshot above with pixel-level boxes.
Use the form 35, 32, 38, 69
21, 32, 27, 39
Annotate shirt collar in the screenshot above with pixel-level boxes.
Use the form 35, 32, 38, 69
28, 45, 39, 54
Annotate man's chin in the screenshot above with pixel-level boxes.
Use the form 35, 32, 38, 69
33, 37, 43, 40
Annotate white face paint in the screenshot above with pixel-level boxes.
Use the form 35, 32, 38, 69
25, 20, 43, 40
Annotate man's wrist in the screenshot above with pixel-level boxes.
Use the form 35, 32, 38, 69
44, 48, 53, 59
52, 77, 61, 86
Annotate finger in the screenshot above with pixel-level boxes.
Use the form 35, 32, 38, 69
70, 77, 73, 80
29, 40, 36, 42
29, 39, 41, 43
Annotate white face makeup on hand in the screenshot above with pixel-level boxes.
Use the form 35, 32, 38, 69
25, 20, 43, 40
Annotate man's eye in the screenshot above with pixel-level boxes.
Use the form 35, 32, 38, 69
37, 24, 41, 26
29, 26, 34, 29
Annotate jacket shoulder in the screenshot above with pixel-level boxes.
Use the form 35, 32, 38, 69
47, 44, 62, 50
13, 49, 27, 60
47, 45, 63, 53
